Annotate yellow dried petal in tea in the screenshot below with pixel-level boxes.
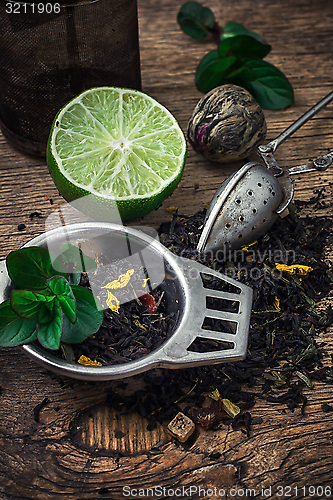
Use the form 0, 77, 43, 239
209, 388, 221, 401
275, 263, 313, 275
105, 290, 120, 314
102, 269, 134, 290
273, 296, 281, 311
222, 398, 241, 418
77, 355, 102, 367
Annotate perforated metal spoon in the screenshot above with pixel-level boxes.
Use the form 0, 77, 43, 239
198, 90, 333, 254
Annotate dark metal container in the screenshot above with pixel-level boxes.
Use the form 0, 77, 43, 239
0, 0, 141, 156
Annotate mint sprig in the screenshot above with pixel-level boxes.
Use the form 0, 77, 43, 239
177, 1, 217, 40
0, 245, 102, 351
177, 2, 294, 109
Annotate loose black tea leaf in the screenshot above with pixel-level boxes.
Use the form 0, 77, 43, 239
33, 396, 50, 423
59, 258, 177, 365
41, 205, 333, 434
142, 206, 332, 426
321, 402, 333, 412
29, 211, 41, 219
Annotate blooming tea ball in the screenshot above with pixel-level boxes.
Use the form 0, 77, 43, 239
187, 84, 267, 163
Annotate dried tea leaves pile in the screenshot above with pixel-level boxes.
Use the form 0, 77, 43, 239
64, 258, 177, 365
106, 206, 333, 433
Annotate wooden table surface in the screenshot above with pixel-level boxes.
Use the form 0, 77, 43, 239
1, 1, 333, 498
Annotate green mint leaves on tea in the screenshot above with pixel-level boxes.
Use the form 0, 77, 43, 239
178, 2, 294, 109
0, 301, 38, 347
10, 289, 55, 319
36, 299, 63, 351
46, 275, 77, 324
0, 245, 102, 351
6, 246, 67, 290
61, 285, 104, 345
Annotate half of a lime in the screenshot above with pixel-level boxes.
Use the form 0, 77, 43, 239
46, 87, 187, 221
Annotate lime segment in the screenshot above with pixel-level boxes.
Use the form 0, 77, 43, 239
47, 87, 187, 220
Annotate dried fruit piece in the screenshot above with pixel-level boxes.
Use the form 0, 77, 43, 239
140, 293, 157, 313
167, 412, 196, 442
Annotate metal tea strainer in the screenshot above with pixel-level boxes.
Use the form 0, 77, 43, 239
0, 222, 253, 380
198, 90, 333, 254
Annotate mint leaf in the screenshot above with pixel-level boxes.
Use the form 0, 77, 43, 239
221, 22, 262, 42
38, 302, 55, 324
61, 285, 103, 344
68, 272, 82, 286
218, 35, 271, 60
6, 246, 67, 290
37, 299, 63, 350
59, 243, 97, 273
195, 52, 236, 92
195, 49, 219, 79
46, 275, 76, 323
237, 58, 294, 109
177, 4, 294, 110
177, 1, 215, 39
0, 300, 37, 347
10, 289, 54, 318
195, 35, 271, 94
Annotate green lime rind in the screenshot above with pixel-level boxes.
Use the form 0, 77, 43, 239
46, 87, 187, 221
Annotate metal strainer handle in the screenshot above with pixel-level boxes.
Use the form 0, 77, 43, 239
287, 150, 333, 175
0, 223, 253, 380
160, 256, 253, 366
264, 90, 333, 154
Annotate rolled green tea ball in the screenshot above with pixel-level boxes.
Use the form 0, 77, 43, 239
187, 84, 267, 163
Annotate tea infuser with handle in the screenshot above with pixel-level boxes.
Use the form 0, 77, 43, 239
0, 222, 253, 380
197, 90, 333, 254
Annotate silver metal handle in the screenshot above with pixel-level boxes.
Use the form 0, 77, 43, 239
266, 90, 333, 153
161, 257, 253, 366
258, 90, 333, 174
287, 150, 333, 175
0, 259, 9, 303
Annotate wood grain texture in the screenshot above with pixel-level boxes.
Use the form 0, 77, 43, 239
1, 1, 333, 498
